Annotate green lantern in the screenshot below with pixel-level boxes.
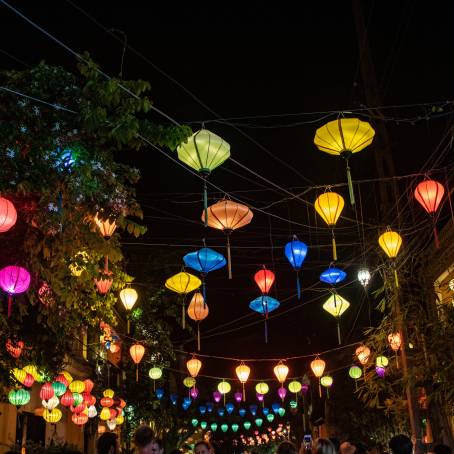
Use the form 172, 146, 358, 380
290, 400, 298, 409
200, 421, 207, 430
243, 421, 251, 430
149, 367, 163, 380
72, 392, 83, 406
177, 129, 231, 226
349, 366, 362, 380
278, 407, 286, 417
255, 418, 263, 427
210, 423, 218, 432
266, 413, 275, 422
221, 424, 228, 433
231, 423, 239, 432
191, 418, 199, 427
51, 381, 66, 397
8, 389, 30, 406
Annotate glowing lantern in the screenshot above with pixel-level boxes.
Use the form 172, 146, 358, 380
120, 287, 138, 311
83, 379, 94, 394
249, 295, 280, 343
103, 388, 114, 398
8, 389, 30, 406
69, 251, 89, 276
55, 374, 69, 387
235, 391, 243, 403
94, 271, 113, 295
379, 227, 403, 287
99, 407, 111, 421
236, 363, 250, 401
187, 356, 202, 378
106, 419, 117, 430
149, 367, 162, 391
314, 191, 344, 261
0, 265, 31, 317
273, 362, 289, 384
314, 118, 375, 205
38, 282, 55, 306
243, 421, 252, 430
187, 292, 209, 351
83, 393, 96, 406
355, 345, 371, 366
0, 197, 17, 232
254, 267, 275, 294
255, 382, 269, 395
110, 343, 120, 354
115, 415, 124, 425
376, 366, 386, 378
226, 402, 234, 414
71, 403, 86, 414
388, 333, 402, 352
349, 365, 362, 390
284, 235, 308, 300
24, 364, 41, 382
190, 387, 199, 399
69, 380, 85, 394
52, 381, 67, 397
231, 423, 239, 432
183, 377, 196, 388
288, 381, 302, 396
192, 418, 199, 427
221, 423, 229, 433
165, 271, 201, 329
320, 267, 346, 285
100, 397, 114, 407
311, 356, 326, 397
177, 129, 231, 226
218, 380, 231, 405
200, 421, 207, 430
266, 414, 275, 422
358, 268, 371, 287
202, 199, 253, 278
60, 391, 74, 407
72, 413, 88, 426
320, 376, 333, 388
94, 212, 117, 238
98, 425, 106, 434
23, 373, 34, 388
88, 405, 97, 418
12, 368, 26, 384
109, 408, 117, 419
43, 395, 59, 411
376, 356, 389, 368
40, 383, 55, 400
277, 387, 287, 401
43, 408, 62, 424
322, 291, 350, 344
6, 339, 24, 358
72, 393, 83, 406
130, 344, 145, 382
213, 391, 222, 402
255, 418, 263, 427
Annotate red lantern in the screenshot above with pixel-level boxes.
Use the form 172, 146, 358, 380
55, 374, 69, 387
118, 398, 126, 409
109, 408, 117, 419
23, 373, 35, 388
6, 339, 24, 358
40, 383, 55, 400
100, 397, 114, 408
61, 390, 74, 407
0, 197, 17, 233
254, 267, 275, 294
83, 392, 96, 406
83, 379, 94, 394
71, 403, 86, 414
72, 412, 88, 426
94, 271, 113, 294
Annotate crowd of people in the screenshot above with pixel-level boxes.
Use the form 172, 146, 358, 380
96, 426, 453, 454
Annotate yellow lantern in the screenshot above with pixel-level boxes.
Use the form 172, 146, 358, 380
187, 292, 209, 351
23, 365, 40, 381
218, 380, 231, 394
103, 388, 115, 398
94, 212, 117, 238
43, 408, 62, 424
186, 357, 202, 378
322, 292, 350, 344
355, 345, 371, 366
236, 362, 250, 401
255, 382, 269, 395
183, 377, 196, 388
314, 192, 344, 261
149, 367, 162, 391
165, 272, 202, 329
311, 356, 326, 398
273, 362, 289, 384
376, 356, 389, 368
288, 380, 302, 400
314, 118, 375, 205
100, 407, 111, 421
69, 380, 85, 394
115, 415, 124, 425
120, 287, 138, 311
379, 227, 403, 287
320, 375, 333, 397
12, 368, 27, 384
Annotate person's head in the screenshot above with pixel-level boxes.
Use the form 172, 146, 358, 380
133, 426, 155, 454
148, 439, 164, 454
434, 445, 452, 454
315, 438, 336, 454
330, 439, 341, 454
195, 441, 213, 454
389, 435, 412, 454
277, 441, 297, 454
340, 441, 357, 454
97, 432, 118, 454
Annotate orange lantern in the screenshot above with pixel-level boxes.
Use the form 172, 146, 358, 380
273, 361, 289, 384
310, 356, 326, 397
71, 412, 88, 426
355, 345, 370, 366
130, 344, 145, 382
202, 199, 253, 279
314, 192, 344, 261
0, 197, 17, 233
94, 271, 113, 295
6, 339, 24, 359
236, 362, 251, 401
186, 356, 202, 378
94, 212, 117, 238
187, 292, 209, 351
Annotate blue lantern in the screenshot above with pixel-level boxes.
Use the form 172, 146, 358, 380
239, 408, 246, 417
170, 393, 178, 406
249, 295, 280, 344
183, 397, 192, 409
183, 247, 226, 301
199, 405, 207, 415
262, 407, 270, 416
272, 402, 280, 414
249, 404, 258, 416
320, 267, 346, 285
226, 402, 235, 414
284, 235, 308, 300
217, 407, 225, 417
155, 387, 164, 400
206, 402, 214, 413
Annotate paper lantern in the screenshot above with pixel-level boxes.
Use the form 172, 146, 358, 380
6, 339, 24, 358
322, 292, 350, 344
52, 381, 67, 397
256, 393, 264, 403
83, 393, 96, 406
320, 267, 346, 285
199, 405, 207, 415
100, 397, 114, 407
221, 423, 229, 433
60, 391, 74, 407
109, 408, 117, 419
243, 421, 251, 430
288, 381, 302, 394
314, 192, 344, 261
357, 268, 371, 287
24, 364, 41, 382
106, 419, 117, 430
94, 271, 113, 295
249, 404, 258, 415
187, 357, 202, 378
273, 362, 289, 384
120, 287, 138, 311
200, 421, 207, 430
94, 212, 117, 238
320, 376, 333, 388
103, 388, 115, 398
234, 391, 243, 403
83, 379, 94, 394
236, 363, 250, 401
266, 414, 275, 422
130, 344, 145, 382
12, 368, 26, 384
226, 402, 235, 414
249, 295, 280, 343
192, 418, 199, 427
55, 374, 69, 387
255, 418, 263, 427
379, 228, 402, 259
217, 407, 225, 417
255, 382, 269, 395
69, 380, 85, 394
8, 389, 30, 406
72, 413, 88, 426
72, 393, 83, 406
40, 383, 55, 400
149, 367, 163, 381
239, 407, 247, 416
254, 267, 275, 294
115, 415, 124, 425
177, 129, 231, 225
278, 407, 286, 417
183, 376, 196, 388
190, 387, 199, 399
376, 356, 389, 368
277, 387, 287, 401
284, 236, 308, 299
376, 366, 386, 378
100, 407, 111, 421
202, 199, 253, 278
349, 366, 362, 379
314, 118, 375, 205
43, 395, 59, 411
355, 345, 371, 366
23, 373, 35, 388
0, 197, 17, 232
98, 425, 106, 434
210, 422, 218, 432
0, 265, 31, 317
311, 357, 326, 398
43, 408, 62, 424
187, 292, 209, 351
71, 402, 86, 414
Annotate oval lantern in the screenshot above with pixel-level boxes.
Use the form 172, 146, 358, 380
349, 365, 362, 391
72, 413, 88, 426
187, 292, 209, 351
52, 381, 67, 397
376, 355, 389, 368
183, 377, 196, 388
8, 389, 30, 406
0, 197, 17, 233
255, 382, 269, 395
320, 376, 333, 388
130, 344, 145, 382
187, 357, 202, 378
311, 356, 326, 398
40, 383, 55, 401
357, 268, 371, 287
236, 363, 250, 401
0, 265, 31, 317
43, 408, 62, 424
378, 227, 403, 287
69, 380, 85, 394
284, 235, 308, 300
314, 192, 344, 261
60, 391, 74, 407
202, 199, 253, 279
120, 287, 138, 311
149, 367, 163, 380
288, 381, 302, 394
273, 362, 289, 384
254, 267, 275, 294
320, 267, 346, 285
388, 333, 402, 352
218, 380, 231, 394
103, 388, 114, 398
314, 118, 375, 205
322, 291, 350, 344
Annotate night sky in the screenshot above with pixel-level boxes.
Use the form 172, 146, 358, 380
1, 1, 454, 383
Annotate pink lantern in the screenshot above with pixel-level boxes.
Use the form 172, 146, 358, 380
40, 383, 55, 400
190, 387, 199, 399
256, 392, 264, 402
213, 391, 222, 403
301, 383, 309, 395
278, 387, 287, 401
94, 271, 113, 295
234, 392, 243, 403
0, 265, 31, 317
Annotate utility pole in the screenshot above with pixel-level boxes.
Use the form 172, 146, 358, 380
352, 2, 423, 453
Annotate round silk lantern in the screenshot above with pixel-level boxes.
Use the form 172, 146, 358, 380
183, 376, 196, 388
100, 407, 111, 421
187, 292, 209, 351
43, 408, 62, 423
273, 362, 289, 384
284, 235, 308, 300
320, 375, 333, 397
0, 197, 17, 233
218, 380, 231, 404
288, 381, 302, 400
60, 391, 74, 407
0, 265, 31, 317
202, 199, 253, 278
40, 383, 55, 400
69, 380, 85, 394
376, 356, 389, 368
130, 344, 145, 382
255, 382, 269, 395
149, 367, 162, 391
52, 381, 66, 397
103, 389, 115, 398
72, 413, 88, 426
8, 388, 30, 406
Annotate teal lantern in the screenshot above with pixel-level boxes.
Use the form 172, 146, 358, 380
255, 418, 263, 427
51, 381, 67, 397
221, 423, 228, 433
200, 421, 207, 430
290, 400, 298, 409
243, 421, 251, 430
278, 407, 286, 417
210, 423, 218, 432
177, 129, 231, 226
266, 413, 275, 422
191, 418, 199, 427
8, 389, 30, 406
231, 423, 239, 432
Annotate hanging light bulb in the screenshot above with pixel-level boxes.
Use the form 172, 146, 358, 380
357, 268, 371, 287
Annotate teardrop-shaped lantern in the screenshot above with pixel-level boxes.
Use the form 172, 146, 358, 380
311, 356, 326, 398
187, 292, 209, 351
284, 236, 308, 300
378, 227, 403, 287
187, 356, 202, 378
120, 287, 138, 311
273, 361, 289, 384
254, 267, 275, 294
322, 291, 350, 345
130, 344, 145, 382
314, 118, 375, 205
236, 362, 250, 401
202, 199, 253, 278
314, 192, 344, 261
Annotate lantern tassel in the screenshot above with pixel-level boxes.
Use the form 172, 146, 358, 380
337, 320, 341, 345
226, 234, 232, 280
296, 271, 301, 301
346, 162, 355, 206
433, 224, 440, 249
7, 294, 12, 318
242, 383, 246, 402
202, 280, 206, 305
127, 319, 130, 335
203, 179, 208, 228
332, 233, 337, 262
355, 379, 358, 391
197, 323, 201, 351
182, 301, 186, 330
318, 380, 322, 399
136, 365, 138, 383
394, 269, 399, 288
153, 379, 155, 391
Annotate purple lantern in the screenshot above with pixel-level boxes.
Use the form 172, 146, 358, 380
213, 391, 222, 403
234, 392, 242, 403
0, 266, 31, 317
190, 387, 199, 399
278, 387, 287, 401
301, 383, 309, 395
256, 392, 264, 402
375, 366, 386, 378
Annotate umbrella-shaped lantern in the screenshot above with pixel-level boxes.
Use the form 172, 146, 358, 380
202, 199, 253, 279
284, 235, 308, 300
177, 129, 231, 226
314, 118, 375, 205
322, 291, 350, 345
249, 295, 280, 344
187, 292, 209, 351
320, 266, 346, 285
